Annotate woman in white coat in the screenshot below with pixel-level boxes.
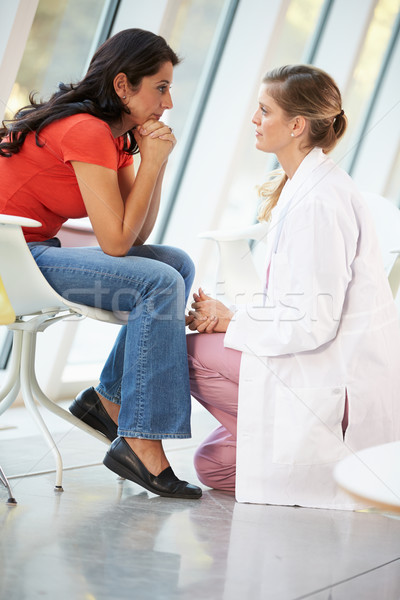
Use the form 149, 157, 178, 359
186, 64, 400, 510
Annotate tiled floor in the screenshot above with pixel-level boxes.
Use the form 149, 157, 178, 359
1, 402, 400, 600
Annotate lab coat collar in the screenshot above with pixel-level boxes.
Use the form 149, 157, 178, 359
280, 147, 329, 203
263, 148, 330, 285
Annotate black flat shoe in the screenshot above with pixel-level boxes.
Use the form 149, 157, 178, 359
69, 387, 118, 442
103, 437, 202, 499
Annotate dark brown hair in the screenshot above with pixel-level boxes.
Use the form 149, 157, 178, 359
0, 28, 180, 157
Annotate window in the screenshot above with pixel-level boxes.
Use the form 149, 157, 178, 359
211, 0, 325, 232
147, 0, 232, 241
5, 0, 110, 120
332, 0, 400, 176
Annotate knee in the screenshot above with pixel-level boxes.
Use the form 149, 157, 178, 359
161, 246, 195, 295
175, 247, 195, 280
142, 265, 188, 322
182, 252, 195, 288
194, 441, 236, 492
193, 447, 215, 487
152, 262, 185, 295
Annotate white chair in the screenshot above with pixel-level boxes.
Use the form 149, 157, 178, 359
198, 192, 400, 304
361, 192, 400, 299
198, 221, 269, 305
0, 214, 128, 496
0, 275, 18, 505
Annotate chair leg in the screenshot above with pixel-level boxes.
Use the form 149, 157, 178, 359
0, 380, 20, 417
0, 465, 17, 505
20, 331, 64, 492
30, 376, 110, 445
0, 330, 22, 415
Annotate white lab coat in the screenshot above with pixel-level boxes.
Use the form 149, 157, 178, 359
224, 147, 400, 510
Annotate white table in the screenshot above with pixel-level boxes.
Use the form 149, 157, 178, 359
334, 441, 400, 513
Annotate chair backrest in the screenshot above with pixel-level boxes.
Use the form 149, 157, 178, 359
0, 215, 72, 316
362, 192, 400, 273
361, 192, 400, 301
200, 193, 400, 307
0, 214, 129, 324
199, 222, 269, 305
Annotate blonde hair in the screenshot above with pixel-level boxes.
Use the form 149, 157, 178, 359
257, 64, 347, 222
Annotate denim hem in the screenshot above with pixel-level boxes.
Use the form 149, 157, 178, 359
95, 384, 121, 406
117, 431, 192, 439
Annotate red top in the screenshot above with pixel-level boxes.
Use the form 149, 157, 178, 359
0, 113, 133, 242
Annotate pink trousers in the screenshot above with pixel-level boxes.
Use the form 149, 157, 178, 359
186, 332, 241, 492
187, 332, 350, 494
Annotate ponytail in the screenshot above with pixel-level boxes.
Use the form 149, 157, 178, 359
257, 169, 288, 222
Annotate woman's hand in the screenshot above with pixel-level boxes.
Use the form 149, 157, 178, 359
134, 119, 176, 165
139, 119, 176, 146
187, 288, 234, 333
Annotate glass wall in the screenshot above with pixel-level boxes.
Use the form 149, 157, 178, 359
214, 0, 325, 231
4, 0, 109, 120
386, 147, 400, 204
159, 0, 226, 139
332, 0, 400, 172
206, 0, 400, 236
148, 0, 228, 240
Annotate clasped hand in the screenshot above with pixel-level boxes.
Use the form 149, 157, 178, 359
186, 288, 234, 333
133, 118, 176, 164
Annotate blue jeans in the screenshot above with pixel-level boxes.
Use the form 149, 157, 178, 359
29, 240, 195, 439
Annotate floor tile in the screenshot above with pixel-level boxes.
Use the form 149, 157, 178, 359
302, 559, 400, 600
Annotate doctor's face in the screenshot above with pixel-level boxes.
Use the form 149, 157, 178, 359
252, 83, 293, 156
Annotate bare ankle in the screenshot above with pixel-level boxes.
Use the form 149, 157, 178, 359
124, 438, 169, 476
95, 390, 120, 425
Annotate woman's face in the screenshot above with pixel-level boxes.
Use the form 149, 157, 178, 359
252, 83, 293, 156
120, 61, 174, 129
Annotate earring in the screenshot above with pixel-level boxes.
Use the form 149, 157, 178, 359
290, 132, 295, 137
122, 96, 126, 99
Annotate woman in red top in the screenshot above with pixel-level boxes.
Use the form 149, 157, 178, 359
0, 28, 201, 499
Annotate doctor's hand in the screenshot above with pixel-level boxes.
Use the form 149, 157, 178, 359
187, 288, 234, 333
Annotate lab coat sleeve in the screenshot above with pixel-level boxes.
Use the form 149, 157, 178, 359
224, 194, 358, 357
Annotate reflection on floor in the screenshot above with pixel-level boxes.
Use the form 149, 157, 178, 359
1, 402, 400, 600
